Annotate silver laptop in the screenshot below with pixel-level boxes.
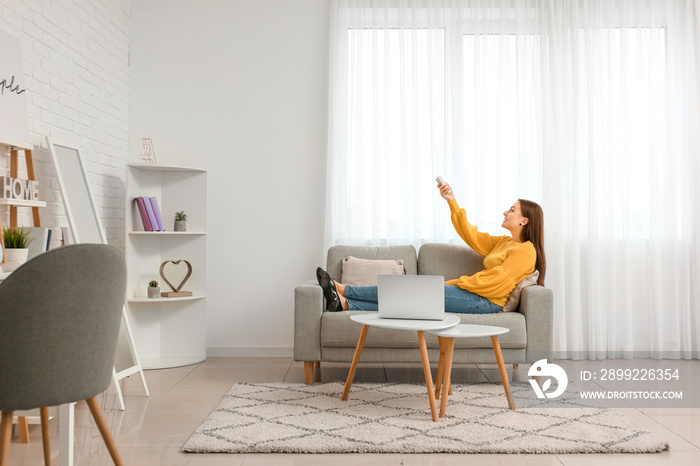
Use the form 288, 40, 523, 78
377, 274, 445, 320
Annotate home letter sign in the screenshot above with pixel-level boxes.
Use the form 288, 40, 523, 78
0, 176, 38, 201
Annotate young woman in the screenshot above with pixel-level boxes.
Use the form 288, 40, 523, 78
317, 181, 546, 314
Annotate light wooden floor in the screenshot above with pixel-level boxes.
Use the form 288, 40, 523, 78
4, 357, 700, 465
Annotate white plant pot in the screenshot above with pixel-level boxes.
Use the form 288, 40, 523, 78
4, 248, 29, 272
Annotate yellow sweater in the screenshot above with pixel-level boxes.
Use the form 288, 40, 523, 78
446, 199, 536, 307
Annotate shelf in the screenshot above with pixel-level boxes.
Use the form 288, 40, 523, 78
128, 231, 206, 236
0, 199, 46, 207
0, 137, 32, 150
141, 356, 206, 370
126, 163, 207, 368
128, 294, 206, 303
127, 163, 206, 173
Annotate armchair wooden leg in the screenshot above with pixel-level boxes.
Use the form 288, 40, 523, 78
18, 417, 29, 443
40, 407, 51, 466
85, 397, 123, 466
1, 412, 14, 466
304, 362, 314, 385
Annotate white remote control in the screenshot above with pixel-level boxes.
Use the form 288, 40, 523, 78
436, 176, 445, 186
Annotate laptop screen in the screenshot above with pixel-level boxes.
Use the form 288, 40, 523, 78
377, 275, 445, 320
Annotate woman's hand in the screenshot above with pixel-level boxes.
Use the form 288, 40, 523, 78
438, 182, 455, 203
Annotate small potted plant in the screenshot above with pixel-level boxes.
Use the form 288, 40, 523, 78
174, 211, 187, 231
148, 280, 160, 298
2, 226, 34, 272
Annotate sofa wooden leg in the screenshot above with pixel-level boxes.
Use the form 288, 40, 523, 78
304, 362, 314, 385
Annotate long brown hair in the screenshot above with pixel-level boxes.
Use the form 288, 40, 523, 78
518, 199, 546, 286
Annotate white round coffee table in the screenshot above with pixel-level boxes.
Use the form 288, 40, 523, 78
342, 314, 460, 422
429, 324, 514, 418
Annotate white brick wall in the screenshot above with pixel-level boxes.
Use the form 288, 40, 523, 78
0, 0, 130, 249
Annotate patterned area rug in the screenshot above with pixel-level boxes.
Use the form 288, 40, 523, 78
183, 382, 669, 454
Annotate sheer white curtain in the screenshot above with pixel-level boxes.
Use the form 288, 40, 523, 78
326, 0, 700, 356
326, 4, 448, 247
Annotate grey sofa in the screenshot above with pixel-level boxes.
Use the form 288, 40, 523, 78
294, 243, 553, 385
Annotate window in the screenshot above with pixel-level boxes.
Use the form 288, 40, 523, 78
332, 8, 673, 245
340, 28, 445, 244
574, 28, 667, 241
462, 33, 544, 234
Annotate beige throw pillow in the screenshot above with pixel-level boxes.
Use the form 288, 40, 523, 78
502, 270, 540, 312
341, 256, 406, 286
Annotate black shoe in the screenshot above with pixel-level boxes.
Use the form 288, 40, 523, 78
316, 267, 342, 311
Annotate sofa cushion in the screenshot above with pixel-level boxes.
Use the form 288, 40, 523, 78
321, 311, 527, 349
341, 256, 406, 286
502, 270, 539, 312
327, 245, 417, 281
417, 243, 484, 279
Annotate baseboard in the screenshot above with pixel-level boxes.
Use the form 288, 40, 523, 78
207, 346, 294, 357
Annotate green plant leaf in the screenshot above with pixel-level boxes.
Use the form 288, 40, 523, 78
2, 226, 34, 248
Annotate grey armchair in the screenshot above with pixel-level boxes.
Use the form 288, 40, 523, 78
0, 244, 127, 466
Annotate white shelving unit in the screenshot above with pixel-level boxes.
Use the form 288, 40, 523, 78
125, 163, 207, 369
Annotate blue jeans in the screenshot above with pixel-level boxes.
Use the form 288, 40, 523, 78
345, 285, 502, 314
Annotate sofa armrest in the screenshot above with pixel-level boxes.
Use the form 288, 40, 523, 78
294, 280, 324, 362
518, 285, 554, 362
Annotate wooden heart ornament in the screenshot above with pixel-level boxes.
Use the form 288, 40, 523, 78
159, 260, 193, 297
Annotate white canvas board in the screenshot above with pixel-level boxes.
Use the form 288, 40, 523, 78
0, 29, 30, 146
26, 226, 49, 261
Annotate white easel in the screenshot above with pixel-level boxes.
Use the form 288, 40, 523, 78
47, 137, 149, 409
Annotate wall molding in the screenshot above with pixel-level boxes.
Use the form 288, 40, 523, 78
207, 346, 294, 358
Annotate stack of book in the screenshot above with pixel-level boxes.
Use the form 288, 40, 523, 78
135, 196, 166, 231
48, 228, 63, 249
25, 227, 65, 262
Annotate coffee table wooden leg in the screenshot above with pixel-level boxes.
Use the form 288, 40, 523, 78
491, 335, 516, 410
440, 337, 455, 418
342, 325, 369, 401
435, 337, 447, 399
417, 331, 439, 422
